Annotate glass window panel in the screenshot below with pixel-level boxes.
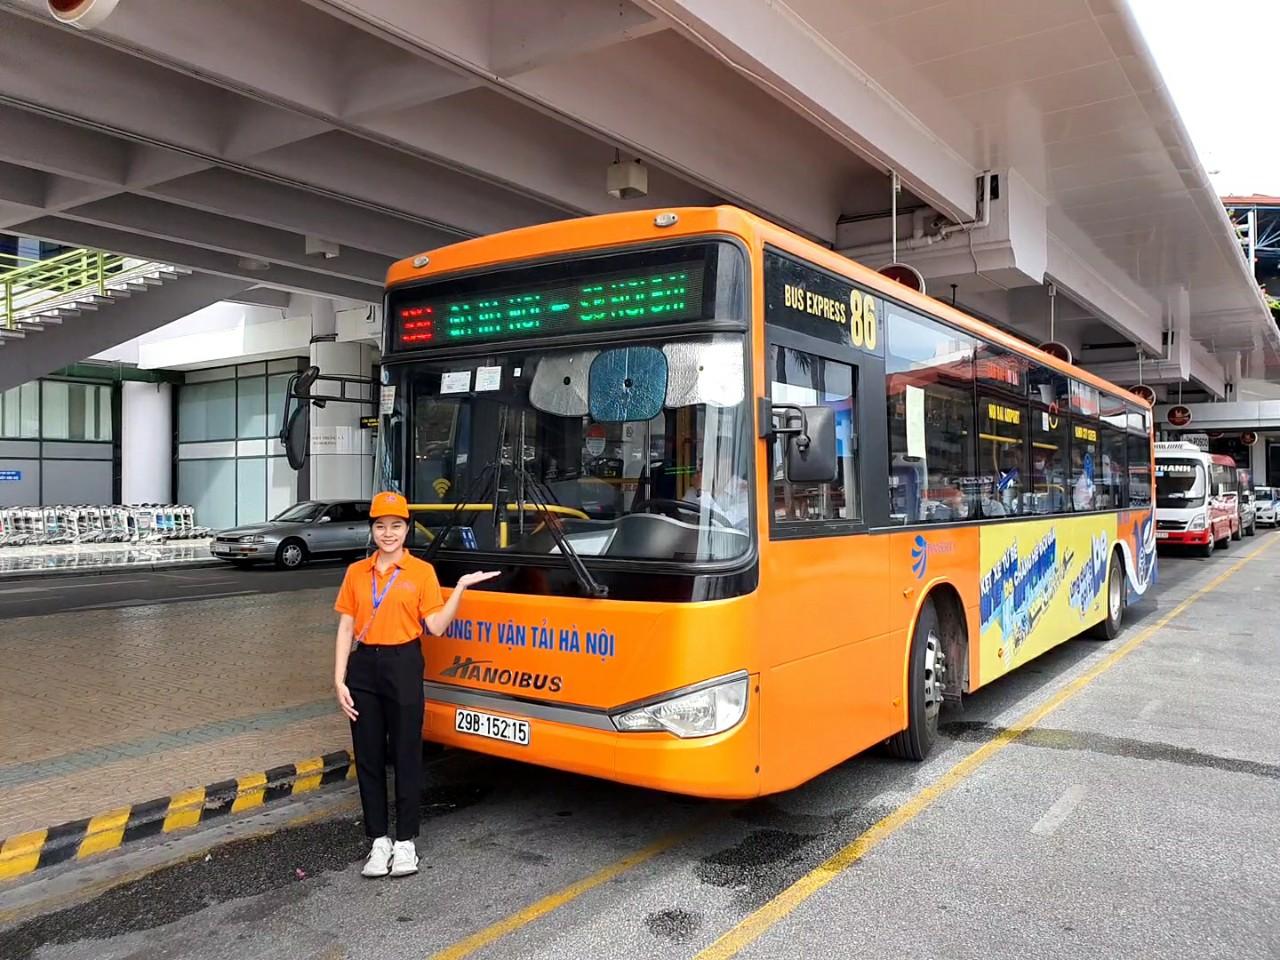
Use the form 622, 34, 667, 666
885, 307, 977, 524
1128, 434, 1152, 506
41, 381, 69, 439
1029, 365, 1068, 410
20, 382, 38, 438
1071, 420, 1100, 511
206, 379, 236, 440
1, 387, 18, 438
1070, 380, 1100, 418
1098, 427, 1127, 509
267, 457, 297, 519
98, 385, 113, 441
237, 376, 267, 438
71, 383, 90, 441
1028, 406, 1069, 515
769, 345, 858, 524
266, 374, 292, 438
977, 395, 1027, 517
179, 458, 236, 531
975, 341, 1029, 394
236, 458, 266, 524
178, 382, 206, 442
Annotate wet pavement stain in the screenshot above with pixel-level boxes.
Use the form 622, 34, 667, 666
941, 721, 1280, 780
645, 907, 703, 943
0, 781, 493, 960
696, 829, 814, 887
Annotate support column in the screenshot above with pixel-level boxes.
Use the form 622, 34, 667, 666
121, 381, 173, 504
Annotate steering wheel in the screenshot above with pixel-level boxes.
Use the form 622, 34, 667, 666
631, 497, 735, 529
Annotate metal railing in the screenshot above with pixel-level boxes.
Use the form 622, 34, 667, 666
0, 248, 175, 330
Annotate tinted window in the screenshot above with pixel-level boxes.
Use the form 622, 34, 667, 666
1070, 380, 1100, 418
1128, 434, 1152, 506
976, 342, 1029, 394
885, 308, 977, 524
1098, 427, 1127, 509
352, 502, 371, 521
1029, 406, 1069, 515
1029, 365, 1068, 410
770, 346, 859, 525
977, 396, 1027, 517
1071, 421, 1099, 511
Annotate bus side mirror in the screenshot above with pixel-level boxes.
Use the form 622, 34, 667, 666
759, 399, 839, 483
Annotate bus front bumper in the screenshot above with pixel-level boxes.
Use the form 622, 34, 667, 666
422, 680, 760, 799
1158, 529, 1211, 546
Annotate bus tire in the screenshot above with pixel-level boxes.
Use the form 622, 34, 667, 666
1198, 539, 1215, 559
1088, 550, 1124, 640
888, 600, 944, 761
1231, 524, 1243, 542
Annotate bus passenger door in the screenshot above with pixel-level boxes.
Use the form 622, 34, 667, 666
757, 328, 891, 793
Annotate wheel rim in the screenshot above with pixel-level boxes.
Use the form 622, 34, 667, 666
283, 544, 303, 566
923, 630, 946, 722
1108, 560, 1122, 622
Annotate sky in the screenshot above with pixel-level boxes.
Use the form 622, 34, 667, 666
1128, 0, 1280, 197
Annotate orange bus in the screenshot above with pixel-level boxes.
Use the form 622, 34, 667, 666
372, 206, 1157, 798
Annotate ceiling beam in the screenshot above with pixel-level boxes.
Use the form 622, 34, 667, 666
11, 215, 384, 302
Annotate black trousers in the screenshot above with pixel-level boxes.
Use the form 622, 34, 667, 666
346, 640, 425, 841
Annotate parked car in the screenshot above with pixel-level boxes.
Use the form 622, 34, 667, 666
1256, 486, 1278, 527
211, 500, 372, 568
1238, 486, 1258, 537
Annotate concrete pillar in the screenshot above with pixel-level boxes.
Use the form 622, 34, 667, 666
121, 381, 172, 504
308, 339, 374, 500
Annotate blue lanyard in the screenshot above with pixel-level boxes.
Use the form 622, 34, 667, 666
371, 567, 401, 613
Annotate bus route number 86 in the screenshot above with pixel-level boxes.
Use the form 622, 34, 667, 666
849, 289, 878, 351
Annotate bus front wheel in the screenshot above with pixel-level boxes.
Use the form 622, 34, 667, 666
1088, 551, 1124, 641
888, 600, 945, 761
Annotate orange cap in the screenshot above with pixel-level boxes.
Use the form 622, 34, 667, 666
370, 491, 410, 520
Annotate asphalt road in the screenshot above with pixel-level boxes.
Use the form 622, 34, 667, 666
1, 535, 1277, 960
0, 561, 348, 620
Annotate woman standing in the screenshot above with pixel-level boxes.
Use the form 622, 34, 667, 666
333, 491, 498, 878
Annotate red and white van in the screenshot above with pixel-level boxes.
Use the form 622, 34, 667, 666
1155, 442, 1239, 556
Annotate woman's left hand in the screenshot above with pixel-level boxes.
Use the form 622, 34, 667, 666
457, 571, 501, 589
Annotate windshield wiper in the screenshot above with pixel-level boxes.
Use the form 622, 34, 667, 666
422, 461, 500, 563
509, 459, 608, 598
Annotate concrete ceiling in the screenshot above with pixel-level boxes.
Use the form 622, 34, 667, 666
0, 0, 1272, 388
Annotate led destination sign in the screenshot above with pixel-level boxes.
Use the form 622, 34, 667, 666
392, 257, 708, 350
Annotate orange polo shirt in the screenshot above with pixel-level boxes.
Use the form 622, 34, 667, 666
335, 553, 445, 646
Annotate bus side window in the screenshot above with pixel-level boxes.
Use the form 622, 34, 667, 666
1127, 429, 1152, 507
769, 345, 858, 525
883, 305, 977, 525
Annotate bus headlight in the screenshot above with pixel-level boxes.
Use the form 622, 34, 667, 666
612, 674, 748, 738
1188, 513, 1207, 530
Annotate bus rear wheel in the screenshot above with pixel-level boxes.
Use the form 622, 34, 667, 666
1088, 551, 1124, 640
888, 600, 945, 761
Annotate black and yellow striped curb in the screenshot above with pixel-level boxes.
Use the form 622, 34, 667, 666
0, 749, 355, 882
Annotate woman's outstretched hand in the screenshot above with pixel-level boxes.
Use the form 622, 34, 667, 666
456, 571, 501, 590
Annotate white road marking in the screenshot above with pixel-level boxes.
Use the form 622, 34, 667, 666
1031, 784, 1086, 836
1137, 698, 1163, 720
1185, 651, 1203, 666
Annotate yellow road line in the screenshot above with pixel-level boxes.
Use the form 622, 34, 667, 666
695, 537, 1276, 960
429, 827, 699, 960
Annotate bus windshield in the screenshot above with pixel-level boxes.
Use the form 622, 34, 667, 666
403, 333, 751, 564
1156, 459, 1206, 509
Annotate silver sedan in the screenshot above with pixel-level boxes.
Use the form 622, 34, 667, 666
210, 500, 372, 569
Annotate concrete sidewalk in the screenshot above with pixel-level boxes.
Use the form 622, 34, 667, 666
0, 584, 345, 842
0, 539, 219, 579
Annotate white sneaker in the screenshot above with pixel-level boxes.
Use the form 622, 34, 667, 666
390, 839, 419, 877
361, 836, 393, 878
